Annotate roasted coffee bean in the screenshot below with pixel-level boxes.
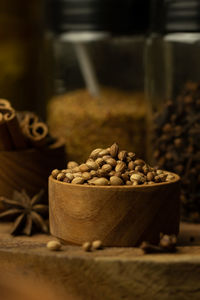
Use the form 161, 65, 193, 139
54, 144, 175, 187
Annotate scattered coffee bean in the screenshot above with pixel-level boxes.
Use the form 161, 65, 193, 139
82, 242, 92, 252
92, 240, 103, 250
47, 240, 62, 251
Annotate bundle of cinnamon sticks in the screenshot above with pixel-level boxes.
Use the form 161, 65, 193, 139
0, 99, 52, 151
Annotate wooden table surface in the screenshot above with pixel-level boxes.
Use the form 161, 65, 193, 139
0, 222, 200, 300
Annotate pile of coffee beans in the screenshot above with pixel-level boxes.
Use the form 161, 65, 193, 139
51, 143, 175, 186
153, 81, 200, 222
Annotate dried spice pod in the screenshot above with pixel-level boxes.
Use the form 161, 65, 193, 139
115, 161, 126, 173
65, 173, 74, 181
135, 165, 143, 172
95, 157, 104, 167
51, 143, 177, 187
134, 159, 145, 166
101, 164, 112, 173
128, 152, 136, 159
86, 160, 98, 171
110, 176, 123, 186
82, 172, 92, 181
97, 169, 108, 177
110, 143, 119, 158
79, 164, 89, 172
99, 149, 110, 157
140, 234, 177, 254
153, 81, 200, 222
72, 177, 85, 185
90, 148, 102, 159
57, 172, 66, 181
105, 157, 117, 167
128, 161, 135, 170
147, 172, 154, 182
118, 150, 127, 161
93, 178, 109, 186
67, 161, 79, 169
90, 170, 97, 177
132, 173, 146, 184
52, 169, 60, 179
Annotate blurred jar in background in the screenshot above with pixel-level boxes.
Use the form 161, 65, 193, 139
47, 0, 150, 163
146, 0, 200, 222
0, 0, 48, 117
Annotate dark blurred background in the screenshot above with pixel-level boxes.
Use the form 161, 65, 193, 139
0, 0, 49, 118
0, 0, 145, 118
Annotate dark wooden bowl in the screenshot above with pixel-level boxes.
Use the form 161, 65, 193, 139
49, 173, 180, 247
0, 139, 66, 201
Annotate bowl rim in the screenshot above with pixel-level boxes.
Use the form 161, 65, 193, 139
49, 171, 180, 190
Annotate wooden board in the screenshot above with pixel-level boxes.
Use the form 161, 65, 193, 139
0, 222, 200, 300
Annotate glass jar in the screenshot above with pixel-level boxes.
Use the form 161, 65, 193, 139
146, 0, 200, 222
46, 0, 150, 163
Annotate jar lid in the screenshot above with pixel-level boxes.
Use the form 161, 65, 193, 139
151, 0, 200, 33
47, 0, 150, 35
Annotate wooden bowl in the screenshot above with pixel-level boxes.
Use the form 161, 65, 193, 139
49, 173, 180, 247
0, 139, 66, 201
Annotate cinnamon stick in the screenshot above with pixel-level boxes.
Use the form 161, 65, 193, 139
0, 112, 14, 150
29, 122, 49, 147
0, 99, 12, 109
3, 108, 27, 150
19, 112, 39, 128
20, 112, 49, 148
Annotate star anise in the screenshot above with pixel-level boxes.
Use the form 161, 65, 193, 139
0, 190, 49, 236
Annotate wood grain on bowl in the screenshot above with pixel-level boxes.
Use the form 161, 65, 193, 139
49, 173, 180, 247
